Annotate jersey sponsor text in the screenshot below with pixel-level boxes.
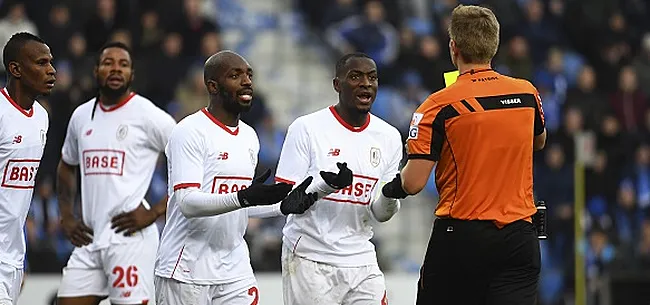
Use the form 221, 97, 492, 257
82, 149, 126, 176
323, 174, 379, 205
211, 176, 253, 194
1, 159, 40, 189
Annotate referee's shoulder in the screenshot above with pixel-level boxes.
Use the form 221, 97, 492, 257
495, 73, 539, 94
420, 82, 464, 109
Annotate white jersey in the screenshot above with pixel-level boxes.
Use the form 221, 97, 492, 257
61, 93, 176, 251
155, 108, 260, 285
0, 88, 48, 268
276, 106, 403, 267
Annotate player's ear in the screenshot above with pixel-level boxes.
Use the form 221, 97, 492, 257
93, 65, 98, 79
206, 79, 218, 95
333, 77, 340, 93
7, 61, 20, 79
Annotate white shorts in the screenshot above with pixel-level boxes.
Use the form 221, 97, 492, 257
57, 235, 158, 304
155, 276, 259, 305
281, 245, 388, 305
0, 262, 23, 305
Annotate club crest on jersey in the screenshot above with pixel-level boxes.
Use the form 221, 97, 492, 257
116, 125, 128, 141
370, 147, 381, 167
40, 129, 46, 149
249, 148, 256, 165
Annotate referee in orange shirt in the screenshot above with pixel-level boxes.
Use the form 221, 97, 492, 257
380, 5, 547, 305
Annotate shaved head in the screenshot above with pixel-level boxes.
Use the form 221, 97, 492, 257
203, 50, 249, 84
203, 49, 254, 115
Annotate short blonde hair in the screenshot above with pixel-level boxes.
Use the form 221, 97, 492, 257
448, 5, 500, 64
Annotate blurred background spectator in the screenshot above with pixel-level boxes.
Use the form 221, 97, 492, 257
6, 0, 650, 304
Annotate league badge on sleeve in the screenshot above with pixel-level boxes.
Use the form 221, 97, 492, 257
408, 113, 423, 140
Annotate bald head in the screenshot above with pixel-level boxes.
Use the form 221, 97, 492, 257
203, 50, 250, 84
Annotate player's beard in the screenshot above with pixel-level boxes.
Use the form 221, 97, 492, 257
219, 83, 251, 114
98, 77, 131, 100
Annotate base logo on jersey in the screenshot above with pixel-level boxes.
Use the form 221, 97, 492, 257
116, 125, 129, 141
323, 174, 379, 205
370, 147, 381, 167
211, 176, 253, 194
82, 149, 126, 176
1, 159, 40, 189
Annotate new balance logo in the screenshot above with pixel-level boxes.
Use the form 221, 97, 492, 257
85, 129, 93, 136
328, 148, 340, 157
217, 152, 229, 160
12, 136, 21, 144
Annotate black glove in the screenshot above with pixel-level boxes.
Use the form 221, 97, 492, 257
280, 176, 318, 215
238, 169, 292, 207
320, 162, 353, 189
382, 174, 409, 199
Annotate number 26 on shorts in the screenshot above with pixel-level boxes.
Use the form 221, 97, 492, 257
112, 265, 139, 288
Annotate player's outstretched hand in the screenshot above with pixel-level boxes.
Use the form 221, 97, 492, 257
111, 203, 158, 236
238, 169, 293, 207
320, 162, 353, 189
60, 217, 93, 247
382, 174, 409, 199
281, 176, 318, 215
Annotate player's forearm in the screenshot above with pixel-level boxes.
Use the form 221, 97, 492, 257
176, 188, 241, 218
56, 160, 77, 219
305, 177, 337, 200
369, 193, 400, 222
152, 195, 168, 218
246, 203, 282, 218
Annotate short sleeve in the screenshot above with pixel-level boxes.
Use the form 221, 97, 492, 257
275, 119, 311, 185
61, 112, 80, 166
407, 100, 446, 161
147, 108, 177, 152
166, 125, 205, 191
534, 90, 545, 136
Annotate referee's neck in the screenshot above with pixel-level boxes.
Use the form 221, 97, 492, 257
457, 63, 492, 76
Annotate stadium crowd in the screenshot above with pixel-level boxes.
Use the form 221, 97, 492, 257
4, 0, 650, 304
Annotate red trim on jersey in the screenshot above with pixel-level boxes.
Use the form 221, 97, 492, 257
328, 106, 370, 132
1, 88, 33, 117
99, 92, 136, 112
201, 108, 239, 135
322, 196, 371, 205
274, 177, 295, 185
170, 245, 185, 278
173, 183, 201, 191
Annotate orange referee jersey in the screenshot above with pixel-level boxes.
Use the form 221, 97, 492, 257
407, 68, 545, 227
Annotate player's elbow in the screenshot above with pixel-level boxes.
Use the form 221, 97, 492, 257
176, 190, 200, 218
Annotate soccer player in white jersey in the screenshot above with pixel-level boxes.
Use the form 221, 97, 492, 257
275, 53, 405, 305
56, 42, 176, 305
0, 32, 55, 305
155, 50, 317, 305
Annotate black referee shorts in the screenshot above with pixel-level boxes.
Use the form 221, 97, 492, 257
416, 218, 540, 305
